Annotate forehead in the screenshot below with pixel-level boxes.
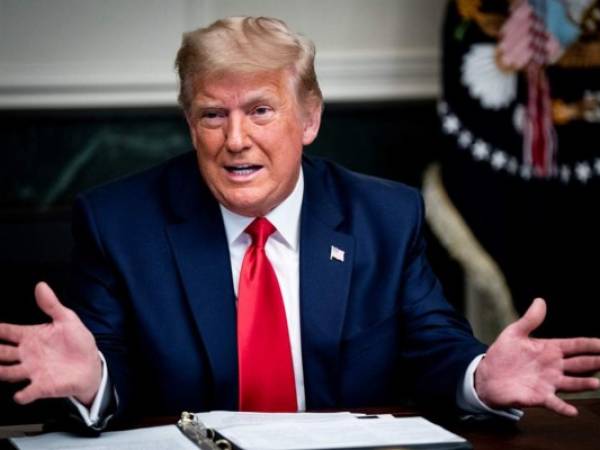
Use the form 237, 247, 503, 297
192, 69, 298, 106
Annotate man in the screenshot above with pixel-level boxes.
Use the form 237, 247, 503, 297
1, 16, 599, 430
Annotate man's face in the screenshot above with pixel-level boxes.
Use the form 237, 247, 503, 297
186, 69, 321, 217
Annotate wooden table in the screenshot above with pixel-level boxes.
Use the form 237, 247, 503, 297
2, 399, 599, 449
450, 398, 600, 449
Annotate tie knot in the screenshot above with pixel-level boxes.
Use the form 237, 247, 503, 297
245, 217, 276, 248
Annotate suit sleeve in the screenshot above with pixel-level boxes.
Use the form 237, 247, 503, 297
67, 194, 134, 421
397, 191, 487, 410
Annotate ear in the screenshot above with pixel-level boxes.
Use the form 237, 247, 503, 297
185, 111, 199, 150
301, 102, 322, 146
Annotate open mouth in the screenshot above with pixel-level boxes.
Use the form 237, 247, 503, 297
224, 164, 263, 176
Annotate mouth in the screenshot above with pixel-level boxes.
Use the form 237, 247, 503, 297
224, 164, 263, 180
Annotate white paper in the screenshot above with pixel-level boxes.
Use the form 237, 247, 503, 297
196, 411, 358, 429
195, 411, 467, 450
10, 425, 198, 450
10, 412, 468, 450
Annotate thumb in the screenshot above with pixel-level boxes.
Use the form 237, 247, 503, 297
511, 297, 547, 336
34, 282, 68, 321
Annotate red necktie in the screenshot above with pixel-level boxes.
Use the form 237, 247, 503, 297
237, 217, 297, 412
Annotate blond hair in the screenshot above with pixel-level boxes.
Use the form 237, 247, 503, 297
175, 16, 323, 112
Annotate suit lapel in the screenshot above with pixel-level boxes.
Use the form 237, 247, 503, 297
165, 154, 238, 410
300, 159, 354, 409
163, 154, 355, 410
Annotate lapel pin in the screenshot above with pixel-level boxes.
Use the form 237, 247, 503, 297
330, 245, 345, 262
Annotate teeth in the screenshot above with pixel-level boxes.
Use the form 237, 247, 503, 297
226, 165, 260, 175
233, 169, 254, 175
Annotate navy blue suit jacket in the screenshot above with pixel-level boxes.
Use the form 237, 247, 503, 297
69, 152, 486, 419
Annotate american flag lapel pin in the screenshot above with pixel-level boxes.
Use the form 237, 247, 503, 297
330, 245, 345, 262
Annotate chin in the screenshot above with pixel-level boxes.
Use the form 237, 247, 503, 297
220, 188, 275, 217
223, 198, 267, 217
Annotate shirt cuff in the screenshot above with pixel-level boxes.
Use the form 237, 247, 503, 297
457, 354, 524, 421
68, 351, 112, 427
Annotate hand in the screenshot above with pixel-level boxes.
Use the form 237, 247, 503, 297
0, 282, 102, 406
475, 298, 600, 416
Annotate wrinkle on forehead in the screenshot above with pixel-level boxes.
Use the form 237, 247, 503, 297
190, 68, 301, 112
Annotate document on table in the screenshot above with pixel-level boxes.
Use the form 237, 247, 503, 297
189, 411, 471, 449
10, 425, 198, 450
10, 411, 470, 450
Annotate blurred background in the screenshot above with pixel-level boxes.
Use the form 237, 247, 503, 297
1, 0, 599, 425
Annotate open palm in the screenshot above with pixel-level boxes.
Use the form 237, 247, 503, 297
475, 298, 600, 416
0, 282, 101, 405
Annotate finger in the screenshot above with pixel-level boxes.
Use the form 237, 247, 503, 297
511, 297, 546, 337
563, 355, 600, 374
556, 337, 600, 357
35, 282, 68, 322
0, 323, 24, 345
14, 383, 44, 405
557, 375, 600, 392
0, 364, 28, 383
0, 344, 19, 363
544, 394, 578, 417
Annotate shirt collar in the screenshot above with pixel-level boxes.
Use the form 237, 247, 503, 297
220, 169, 304, 251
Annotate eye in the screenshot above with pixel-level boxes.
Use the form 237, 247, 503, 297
199, 109, 227, 127
251, 105, 274, 123
254, 106, 270, 115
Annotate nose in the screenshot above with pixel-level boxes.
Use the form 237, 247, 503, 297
225, 112, 251, 153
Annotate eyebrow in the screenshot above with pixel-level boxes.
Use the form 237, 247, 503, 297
194, 88, 280, 111
242, 90, 279, 106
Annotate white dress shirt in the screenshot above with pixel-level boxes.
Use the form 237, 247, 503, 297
220, 169, 306, 411
74, 168, 521, 424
